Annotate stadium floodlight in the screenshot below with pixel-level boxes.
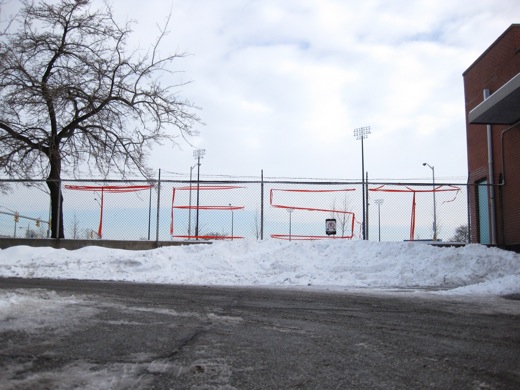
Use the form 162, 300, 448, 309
354, 126, 371, 240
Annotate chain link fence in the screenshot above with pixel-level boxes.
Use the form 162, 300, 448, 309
0, 178, 469, 243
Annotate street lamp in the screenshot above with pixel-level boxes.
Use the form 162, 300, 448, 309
423, 162, 437, 241
194, 149, 206, 239
354, 126, 370, 240
287, 209, 294, 241
374, 199, 384, 242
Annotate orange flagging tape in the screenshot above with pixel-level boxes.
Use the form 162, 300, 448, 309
270, 188, 356, 214
269, 188, 357, 240
270, 234, 354, 240
64, 184, 154, 238
64, 184, 153, 192
369, 185, 461, 240
170, 185, 245, 237
172, 235, 244, 240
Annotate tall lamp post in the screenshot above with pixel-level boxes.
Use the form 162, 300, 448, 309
423, 162, 437, 241
354, 126, 370, 240
374, 199, 384, 242
194, 149, 206, 239
188, 163, 197, 238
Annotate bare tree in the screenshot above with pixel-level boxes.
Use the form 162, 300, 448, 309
450, 225, 469, 243
0, 0, 200, 238
330, 195, 353, 236
0, 1, 12, 195
68, 213, 80, 239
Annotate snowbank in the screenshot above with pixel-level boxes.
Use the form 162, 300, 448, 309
1, 240, 519, 295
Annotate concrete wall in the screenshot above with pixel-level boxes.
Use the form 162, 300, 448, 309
0, 238, 210, 251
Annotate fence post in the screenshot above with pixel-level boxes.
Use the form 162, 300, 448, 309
261, 170, 264, 240
148, 185, 152, 240
155, 169, 161, 243
47, 197, 52, 238
366, 172, 369, 240
467, 176, 472, 244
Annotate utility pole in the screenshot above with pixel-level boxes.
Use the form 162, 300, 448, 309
194, 149, 206, 239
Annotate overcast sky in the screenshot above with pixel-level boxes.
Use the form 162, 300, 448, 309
5, 0, 520, 182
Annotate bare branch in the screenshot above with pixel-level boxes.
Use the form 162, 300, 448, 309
0, 0, 201, 237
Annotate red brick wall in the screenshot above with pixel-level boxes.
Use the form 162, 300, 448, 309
463, 25, 520, 247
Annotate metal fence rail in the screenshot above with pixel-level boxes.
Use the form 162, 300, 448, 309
0, 178, 469, 243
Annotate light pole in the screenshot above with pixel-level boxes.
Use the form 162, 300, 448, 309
354, 126, 370, 240
188, 163, 197, 238
423, 162, 437, 241
194, 149, 206, 239
288, 208, 294, 241
374, 199, 384, 242
229, 204, 234, 240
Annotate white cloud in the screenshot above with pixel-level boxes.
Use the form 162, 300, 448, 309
7, 0, 518, 180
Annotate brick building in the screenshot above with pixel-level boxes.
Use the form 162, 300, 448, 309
464, 24, 520, 250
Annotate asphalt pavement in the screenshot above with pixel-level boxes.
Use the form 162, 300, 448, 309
1, 278, 519, 389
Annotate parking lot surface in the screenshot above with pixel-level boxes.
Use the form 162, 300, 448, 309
1, 278, 519, 389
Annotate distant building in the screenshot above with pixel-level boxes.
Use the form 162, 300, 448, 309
464, 24, 520, 250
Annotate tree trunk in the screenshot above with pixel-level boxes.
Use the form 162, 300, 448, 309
46, 179, 64, 239
46, 146, 64, 239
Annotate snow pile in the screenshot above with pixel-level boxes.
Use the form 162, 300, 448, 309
0, 240, 519, 295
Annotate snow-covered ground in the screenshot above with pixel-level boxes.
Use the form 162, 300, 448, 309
1, 239, 520, 338
1, 240, 519, 296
